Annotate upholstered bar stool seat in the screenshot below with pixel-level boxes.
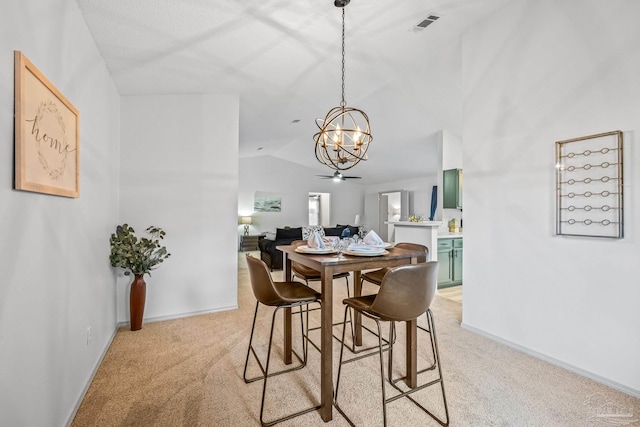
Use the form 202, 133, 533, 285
290, 240, 350, 286
292, 261, 351, 284
360, 267, 388, 286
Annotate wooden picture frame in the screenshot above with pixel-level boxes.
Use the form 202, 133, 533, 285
14, 51, 79, 198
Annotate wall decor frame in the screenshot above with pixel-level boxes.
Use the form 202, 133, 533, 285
254, 196, 281, 212
14, 51, 80, 198
555, 130, 623, 238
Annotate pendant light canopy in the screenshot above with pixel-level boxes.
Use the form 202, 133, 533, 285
313, 0, 372, 171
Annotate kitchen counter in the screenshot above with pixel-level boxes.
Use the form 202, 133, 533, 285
384, 222, 463, 260
438, 231, 463, 239
387, 221, 442, 261
386, 221, 443, 227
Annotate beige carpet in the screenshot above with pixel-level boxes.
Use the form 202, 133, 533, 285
72, 252, 639, 426
437, 285, 462, 304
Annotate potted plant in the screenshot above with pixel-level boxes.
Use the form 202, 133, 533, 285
109, 224, 170, 331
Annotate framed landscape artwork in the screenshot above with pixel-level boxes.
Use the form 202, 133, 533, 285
254, 196, 281, 212
14, 50, 80, 198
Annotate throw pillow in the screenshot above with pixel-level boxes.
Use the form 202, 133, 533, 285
336, 224, 359, 237
276, 227, 303, 240
323, 226, 344, 237
302, 225, 325, 240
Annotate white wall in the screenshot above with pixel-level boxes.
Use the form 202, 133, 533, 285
119, 94, 239, 323
239, 155, 365, 234
442, 130, 463, 171
0, 0, 121, 425
462, 0, 640, 396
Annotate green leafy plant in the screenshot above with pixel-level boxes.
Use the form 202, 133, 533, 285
109, 224, 170, 276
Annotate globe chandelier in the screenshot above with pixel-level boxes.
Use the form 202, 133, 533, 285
313, 0, 372, 171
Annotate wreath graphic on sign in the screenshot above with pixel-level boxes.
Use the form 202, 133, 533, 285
32, 100, 69, 180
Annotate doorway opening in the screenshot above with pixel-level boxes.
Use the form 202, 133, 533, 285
309, 193, 330, 226
377, 190, 408, 241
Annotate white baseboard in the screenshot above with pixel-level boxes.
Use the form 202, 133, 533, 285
461, 322, 640, 399
116, 304, 239, 328
65, 326, 119, 427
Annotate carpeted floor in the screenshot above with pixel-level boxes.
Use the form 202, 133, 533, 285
71, 252, 639, 426
438, 285, 462, 304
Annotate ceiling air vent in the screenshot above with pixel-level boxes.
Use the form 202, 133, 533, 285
415, 14, 440, 31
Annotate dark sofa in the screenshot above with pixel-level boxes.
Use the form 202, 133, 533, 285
258, 227, 302, 271
258, 225, 359, 270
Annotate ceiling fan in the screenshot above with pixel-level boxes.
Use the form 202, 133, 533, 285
317, 170, 362, 182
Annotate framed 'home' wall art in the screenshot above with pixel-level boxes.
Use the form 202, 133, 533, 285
14, 51, 79, 198
555, 130, 623, 238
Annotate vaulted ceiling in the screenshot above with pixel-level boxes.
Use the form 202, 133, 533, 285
76, 0, 510, 184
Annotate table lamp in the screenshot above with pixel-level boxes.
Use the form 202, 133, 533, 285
240, 216, 253, 235
354, 214, 367, 226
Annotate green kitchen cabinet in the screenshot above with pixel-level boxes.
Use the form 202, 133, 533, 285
443, 169, 463, 209
437, 239, 454, 285
437, 237, 462, 288
452, 239, 463, 284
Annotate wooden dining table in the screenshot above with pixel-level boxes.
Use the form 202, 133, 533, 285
277, 244, 425, 422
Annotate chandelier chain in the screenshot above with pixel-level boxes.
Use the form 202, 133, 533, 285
313, 0, 372, 172
341, 7, 346, 107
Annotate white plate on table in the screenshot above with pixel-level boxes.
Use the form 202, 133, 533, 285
343, 248, 389, 257
369, 242, 393, 249
295, 245, 337, 254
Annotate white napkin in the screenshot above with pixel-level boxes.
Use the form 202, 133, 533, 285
307, 231, 326, 249
363, 230, 384, 246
